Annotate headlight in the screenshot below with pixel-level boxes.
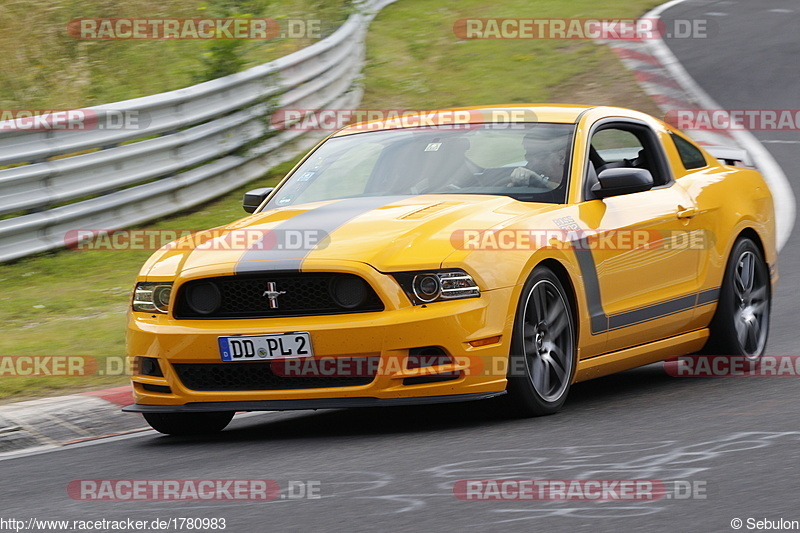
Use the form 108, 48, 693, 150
132, 282, 173, 314
392, 269, 480, 305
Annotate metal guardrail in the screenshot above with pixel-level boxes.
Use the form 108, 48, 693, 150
0, 0, 398, 262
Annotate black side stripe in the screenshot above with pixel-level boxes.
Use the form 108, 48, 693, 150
235, 196, 408, 273
573, 238, 608, 334
607, 294, 695, 332
573, 238, 719, 334
696, 287, 720, 306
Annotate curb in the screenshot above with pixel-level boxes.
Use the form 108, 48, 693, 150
0, 386, 147, 455
598, 0, 795, 251
600, 36, 737, 147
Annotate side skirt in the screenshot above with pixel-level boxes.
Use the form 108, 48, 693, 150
573, 329, 709, 383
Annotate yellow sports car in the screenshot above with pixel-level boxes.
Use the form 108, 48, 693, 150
124, 105, 776, 435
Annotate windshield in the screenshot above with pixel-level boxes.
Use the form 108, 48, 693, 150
264, 123, 575, 209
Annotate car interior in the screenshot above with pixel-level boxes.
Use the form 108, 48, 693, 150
584, 124, 668, 200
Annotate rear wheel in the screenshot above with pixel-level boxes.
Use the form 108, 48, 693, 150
505, 266, 576, 417
143, 412, 234, 436
704, 237, 770, 359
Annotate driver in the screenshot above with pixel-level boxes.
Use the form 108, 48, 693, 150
504, 128, 571, 189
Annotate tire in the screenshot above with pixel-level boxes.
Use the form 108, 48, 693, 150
704, 237, 771, 360
504, 266, 577, 417
143, 411, 234, 436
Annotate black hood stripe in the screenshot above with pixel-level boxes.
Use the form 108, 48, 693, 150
236, 196, 408, 273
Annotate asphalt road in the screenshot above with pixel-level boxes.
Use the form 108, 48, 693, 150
2, 1, 799, 532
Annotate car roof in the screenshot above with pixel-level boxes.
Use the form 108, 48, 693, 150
332, 104, 599, 137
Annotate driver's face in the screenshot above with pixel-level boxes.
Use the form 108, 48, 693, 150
523, 140, 567, 179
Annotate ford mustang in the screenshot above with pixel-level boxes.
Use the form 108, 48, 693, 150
123, 105, 776, 435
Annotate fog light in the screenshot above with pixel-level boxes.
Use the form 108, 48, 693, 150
186, 281, 221, 315
330, 277, 368, 309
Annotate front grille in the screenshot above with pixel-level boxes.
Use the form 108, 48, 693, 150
174, 273, 384, 319
173, 361, 377, 391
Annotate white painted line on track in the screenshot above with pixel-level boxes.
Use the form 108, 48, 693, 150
643, 0, 796, 251
0, 411, 276, 462
0, 431, 151, 462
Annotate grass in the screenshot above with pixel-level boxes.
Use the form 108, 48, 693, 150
0, 0, 665, 402
0, 0, 353, 110
360, 0, 663, 111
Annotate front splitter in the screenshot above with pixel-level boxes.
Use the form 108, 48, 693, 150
122, 391, 507, 413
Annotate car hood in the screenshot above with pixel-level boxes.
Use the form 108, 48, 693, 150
142, 194, 562, 279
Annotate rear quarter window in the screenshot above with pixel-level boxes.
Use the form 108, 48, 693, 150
671, 134, 708, 170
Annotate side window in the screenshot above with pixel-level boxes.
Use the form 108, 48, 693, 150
589, 125, 669, 187
671, 134, 708, 170
591, 129, 644, 162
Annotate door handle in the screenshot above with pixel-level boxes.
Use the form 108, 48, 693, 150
677, 205, 697, 219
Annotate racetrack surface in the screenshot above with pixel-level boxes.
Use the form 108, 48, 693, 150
2, 1, 799, 532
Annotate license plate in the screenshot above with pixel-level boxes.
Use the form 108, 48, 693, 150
218, 333, 313, 361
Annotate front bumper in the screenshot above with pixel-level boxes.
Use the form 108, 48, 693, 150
126, 267, 515, 409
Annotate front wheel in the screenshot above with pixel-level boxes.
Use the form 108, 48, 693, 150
505, 266, 577, 417
704, 237, 771, 359
143, 411, 234, 436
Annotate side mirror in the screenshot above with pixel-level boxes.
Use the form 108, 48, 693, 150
242, 187, 274, 213
591, 168, 653, 198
